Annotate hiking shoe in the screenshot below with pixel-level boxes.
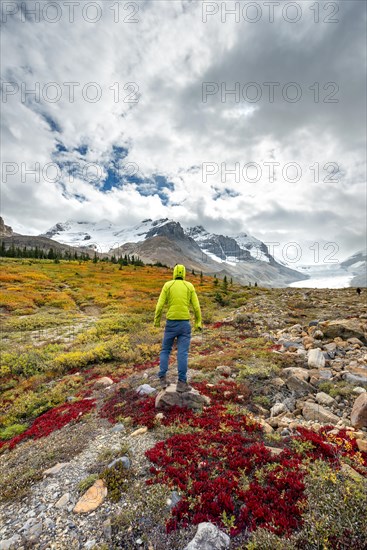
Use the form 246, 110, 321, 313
176, 380, 192, 393
159, 376, 169, 389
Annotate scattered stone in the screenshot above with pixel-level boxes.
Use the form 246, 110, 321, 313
111, 423, 125, 433
302, 403, 339, 425
319, 369, 333, 380
43, 462, 69, 476
167, 490, 181, 509
316, 392, 336, 406
55, 492, 70, 509
102, 518, 112, 540
286, 375, 313, 394
308, 348, 326, 369
356, 439, 367, 452
184, 522, 230, 550
130, 427, 148, 437
84, 539, 97, 549
320, 319, 367, 345
0, 536, 22, 550
73, 479, 107, 514
136, 384, 156, 396
313, 330, 324, 339
282, 367, 310, 381
108, 456, 131, 470
344, 373, 367, 386
350, 393, 367, 429
271, 377, 286, 387
353, 387, 367, 395
155, 384, 210, 411
347, 337, 364, 347
258, 419, 274, 434
94, 377, 114, 387
270, 403, 288, 417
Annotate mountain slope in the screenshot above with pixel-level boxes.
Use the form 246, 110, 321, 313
341, 250, 367, 287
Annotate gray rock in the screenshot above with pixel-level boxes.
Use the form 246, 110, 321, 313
55, 493, 70, 509
107, 456, 131, 470
320, 319, 367, 345
111, 423, 125, 433
155, 384, 210, 411
319, 369, 333, 380
270, 403, 287, 417
282, 367, 310, 381
309, 320, 319, 327
302, 403, 339, 425
286, 375, 313, 394
308, 348, 326, 369
184, 522, 230, 550
136, 384, 156, 396
344, 373, 367, 386
0, 535, 22, 550
350, 393, 367, 429
167, 490, 181, 509
102, 519, 112, 540
353, 387, 367, 395
316, 392, 336, 406
84, 540, 97, 549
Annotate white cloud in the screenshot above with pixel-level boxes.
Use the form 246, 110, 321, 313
1, 0, 366, 260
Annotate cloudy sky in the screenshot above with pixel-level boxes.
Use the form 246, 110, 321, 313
1, 0, 366, 263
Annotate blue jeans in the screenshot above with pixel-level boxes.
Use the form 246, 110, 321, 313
158, 320, 191, 382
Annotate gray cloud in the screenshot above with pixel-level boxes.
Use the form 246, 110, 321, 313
1, 0, 365, 260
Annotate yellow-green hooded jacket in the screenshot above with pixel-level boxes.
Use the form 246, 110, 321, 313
154, 264, 202, 329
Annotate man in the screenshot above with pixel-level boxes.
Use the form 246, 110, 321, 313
154, 264, 202, 392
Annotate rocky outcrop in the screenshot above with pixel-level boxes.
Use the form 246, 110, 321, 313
350, 393, 367, 428
0, 216, 13, 237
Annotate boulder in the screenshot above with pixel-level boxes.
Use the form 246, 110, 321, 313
350, 393, 367, 429
356, 439, 367, 452
344, 373, 367, 386
302, 403, 339, 425
320, 319, 367, 345
270, 403, 288, 417
155, 384, 210, 411
308, 348, 326, 369
94, 377, 114, 387
73, 479, 107, 513
136, 384, 156, 396
184, 522, 230, 550
316, 392, 336, 406
282, 367, 310, 381
286, 375, 314, 394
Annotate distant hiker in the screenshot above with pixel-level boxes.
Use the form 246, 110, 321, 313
154, 264, 202, 392
356, 287, 361, 296
254, 281, 258, 287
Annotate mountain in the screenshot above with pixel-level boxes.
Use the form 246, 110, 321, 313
340, 250, 367, 287
0, 217, 105, 258
108, 220, 306, 287
40, 218, 177, 253
0, 216, 14, 237
40, 217, 307, 286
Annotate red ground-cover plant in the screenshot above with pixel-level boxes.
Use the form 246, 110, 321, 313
0, 398, 96, 451
145, 406, 307, 537
192, 380, 251, 405
144, 390, 367, 538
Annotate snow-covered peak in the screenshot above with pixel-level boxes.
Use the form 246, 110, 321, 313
40, 218, 175, 253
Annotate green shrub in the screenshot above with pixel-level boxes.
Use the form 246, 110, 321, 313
0, 423, 28, 440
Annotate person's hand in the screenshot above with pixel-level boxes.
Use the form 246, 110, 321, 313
194, 325, 202, 332
154, 321, 160, 328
